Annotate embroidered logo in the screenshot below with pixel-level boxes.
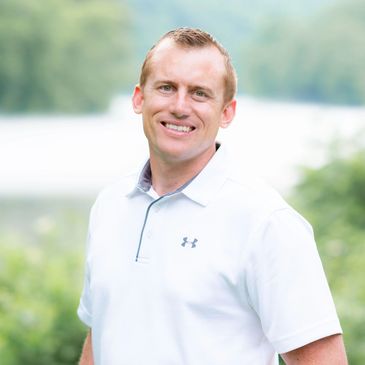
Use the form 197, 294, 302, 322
181, 237, 198, 248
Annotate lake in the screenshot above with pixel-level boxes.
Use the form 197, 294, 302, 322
0, 96, 364, 196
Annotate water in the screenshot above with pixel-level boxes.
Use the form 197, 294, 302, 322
1, 96, 364, 196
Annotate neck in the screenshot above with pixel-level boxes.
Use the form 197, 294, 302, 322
149, 147, 217, 196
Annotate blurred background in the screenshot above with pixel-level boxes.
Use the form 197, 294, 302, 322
0, 0, 364, 363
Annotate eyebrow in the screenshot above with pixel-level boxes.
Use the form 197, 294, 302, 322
153, 79, 176, 87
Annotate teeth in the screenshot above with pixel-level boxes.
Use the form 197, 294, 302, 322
165, 123, 193, 133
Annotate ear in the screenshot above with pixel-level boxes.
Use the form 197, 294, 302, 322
220, 99, 236, 129
132, 85, 144, 114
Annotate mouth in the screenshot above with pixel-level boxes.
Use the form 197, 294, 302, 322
161, 122, 195, 133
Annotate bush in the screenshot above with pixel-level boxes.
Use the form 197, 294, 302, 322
0, 198, 91, 365
289, 147, 365, 363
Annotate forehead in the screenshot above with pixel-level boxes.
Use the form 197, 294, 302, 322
147, 39, 226, 86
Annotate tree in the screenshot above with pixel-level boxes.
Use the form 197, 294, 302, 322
241, 0, 365, 105
0, 0, 132, 113
289, 145, 365, 363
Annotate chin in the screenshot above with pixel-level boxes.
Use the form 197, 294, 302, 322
154, 142, 190, 158
152, 141, 214, 164
161, 150, 192, 162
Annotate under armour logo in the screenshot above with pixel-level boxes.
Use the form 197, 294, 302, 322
181, 237, 198, 248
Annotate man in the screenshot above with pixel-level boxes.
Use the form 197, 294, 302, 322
78, 28, 347, 364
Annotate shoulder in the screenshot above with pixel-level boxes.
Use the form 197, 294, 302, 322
220, 167, 313, 238
97, 171, 138, 201
89, 169, 139, 219
223, 168, 290, 216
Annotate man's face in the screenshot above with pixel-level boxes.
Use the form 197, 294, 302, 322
132, 39, 236, 166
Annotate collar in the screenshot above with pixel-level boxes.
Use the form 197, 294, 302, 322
181, 145, 229, 206
126, 144, 230, 206
136, 160, 153, 192
125, 160, 152, 197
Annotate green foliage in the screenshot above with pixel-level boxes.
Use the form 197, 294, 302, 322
241, 0, 365, 105
128, 0, 332, 70
0, 0, 349, 112
0, 197, 92, 365
289, 147, 365, 363
0, 0, 132, 113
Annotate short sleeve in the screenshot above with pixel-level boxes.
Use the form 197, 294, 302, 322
77, 201, 99, 328
245, 208, 342, 354
77, 236, 92, 327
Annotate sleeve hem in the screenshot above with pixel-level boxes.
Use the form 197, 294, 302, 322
77, 301, 92, 328
273, 318, 343, 354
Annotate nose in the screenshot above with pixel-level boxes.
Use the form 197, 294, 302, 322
169, 90, 190, 119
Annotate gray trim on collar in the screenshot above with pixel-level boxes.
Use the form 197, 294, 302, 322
136, 161, 153, 192
136, 159, 197, 197
128, 142, 228, 204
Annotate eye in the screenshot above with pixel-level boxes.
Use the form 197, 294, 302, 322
158, 84, 174, 93
193, 89, 209, 99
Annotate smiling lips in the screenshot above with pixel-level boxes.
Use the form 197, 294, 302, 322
162, 122, 195, 133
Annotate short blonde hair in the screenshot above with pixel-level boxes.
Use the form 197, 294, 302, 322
139, 28, 237, 103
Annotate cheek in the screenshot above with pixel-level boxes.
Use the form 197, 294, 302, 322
196, 105, 223, 124
144, 97, 170, 116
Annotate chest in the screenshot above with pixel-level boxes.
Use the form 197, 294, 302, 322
88, 196, 254, 310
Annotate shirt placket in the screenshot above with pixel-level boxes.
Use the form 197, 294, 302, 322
135, 196, 165, 263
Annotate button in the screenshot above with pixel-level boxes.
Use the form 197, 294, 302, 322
146, 230, 153, 238
154, 205, 161, 212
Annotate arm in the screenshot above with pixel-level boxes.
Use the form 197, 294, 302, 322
280, 334, 347, 365
79, 330, 94, 365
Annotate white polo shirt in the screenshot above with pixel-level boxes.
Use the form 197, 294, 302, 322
78, 145, 342, 365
